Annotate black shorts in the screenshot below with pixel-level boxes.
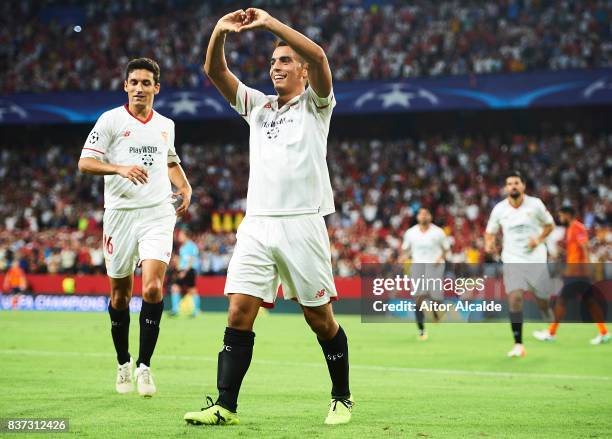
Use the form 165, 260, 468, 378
177, 269, 196, 289
559, 277, 593, 299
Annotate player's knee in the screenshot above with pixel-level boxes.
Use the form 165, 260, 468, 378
509, 300, 522, 312
142, 280, 163, 303
306, 319, 325, 336
110, 295, 130, 310
507, 291, 523, 310
306, 315, 336, 339
227, 302, 256, 330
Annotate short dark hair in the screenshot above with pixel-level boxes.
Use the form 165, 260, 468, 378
273, 40, 305, 64
275, 40, 289, 48
125, 58, 160, 84
505, 170, 524, 183
559, 205, 576, 216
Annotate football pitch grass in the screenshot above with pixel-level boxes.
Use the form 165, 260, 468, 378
0, 310, 610, 438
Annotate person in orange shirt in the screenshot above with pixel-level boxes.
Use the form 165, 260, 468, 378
533, 206, 609, 345
3, 260, 27, 294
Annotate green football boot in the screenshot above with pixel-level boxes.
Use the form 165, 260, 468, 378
184, 396, 240, 426
324, 395, 354, 425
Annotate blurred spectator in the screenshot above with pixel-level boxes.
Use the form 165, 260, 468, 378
3, 260, 27, 293
464, 241, 481, 264
0, 131, 610, 276
1, 0, 611, 93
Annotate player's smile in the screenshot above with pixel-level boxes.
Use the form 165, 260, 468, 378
271, 72, 293, 93
269, 46, 308, 99
271, 67, 289, 84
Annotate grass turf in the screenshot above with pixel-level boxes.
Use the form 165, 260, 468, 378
0, 310, 610, 438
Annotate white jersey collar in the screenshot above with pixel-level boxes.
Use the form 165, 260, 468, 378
272, 92, 303, 112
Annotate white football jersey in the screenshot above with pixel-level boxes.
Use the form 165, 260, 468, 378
231, 82, 335, 216
402, 224, 450, 263
80, 105, 180, 209
485, 195, 554, 263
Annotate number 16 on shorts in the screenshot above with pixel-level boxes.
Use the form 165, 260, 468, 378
103, 234, 114, 255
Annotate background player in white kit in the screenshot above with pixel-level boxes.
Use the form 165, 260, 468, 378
184, 8, 352, 426
485, 171, 554, 358
400, 208, 450, 340
78, 58, 192, 396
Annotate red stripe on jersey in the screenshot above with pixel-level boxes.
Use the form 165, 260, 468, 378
239, 92, 249, 117
312, 97, 332, 109
82, 147, 105, 155
124, 104, 154, 124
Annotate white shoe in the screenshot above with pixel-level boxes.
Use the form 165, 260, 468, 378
507, 343, 526, 358
533, 329, 556, 342
135, 364, 156, 397
590, 334, 610, 345
115, 358, 134, 394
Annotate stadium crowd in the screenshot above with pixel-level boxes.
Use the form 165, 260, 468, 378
1, 131, 610, 282
2, 0, 611, 93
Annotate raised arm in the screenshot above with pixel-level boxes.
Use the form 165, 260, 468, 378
241, 8, 332, 98
204, 10, 245, 105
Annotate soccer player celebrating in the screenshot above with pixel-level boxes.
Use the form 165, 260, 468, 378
78, 58, 192, 396
533, 206, 609, 344
184, 8, 352, 425
485, 171, 554, 357
400, 207, 450, 340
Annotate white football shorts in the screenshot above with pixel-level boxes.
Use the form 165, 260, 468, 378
503, 263, 552, 299
224, 214, 338, 308
410, 263, 445, 301
102, 203, 176, 278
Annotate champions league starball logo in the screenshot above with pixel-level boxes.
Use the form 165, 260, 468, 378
87, 131, 100, 144
266, 125, 280, 140
355, 83, 439, 109
0, 99, 28, 122
155, 92, 224, 116
583, 77, 612, 99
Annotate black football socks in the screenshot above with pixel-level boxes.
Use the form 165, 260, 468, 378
137, 300, 164, 367
216, 327, 255, 412
108, 303, 130, 365
318, 325, 351, 399
416, 309, 425, 333
510, 311, 523, 344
